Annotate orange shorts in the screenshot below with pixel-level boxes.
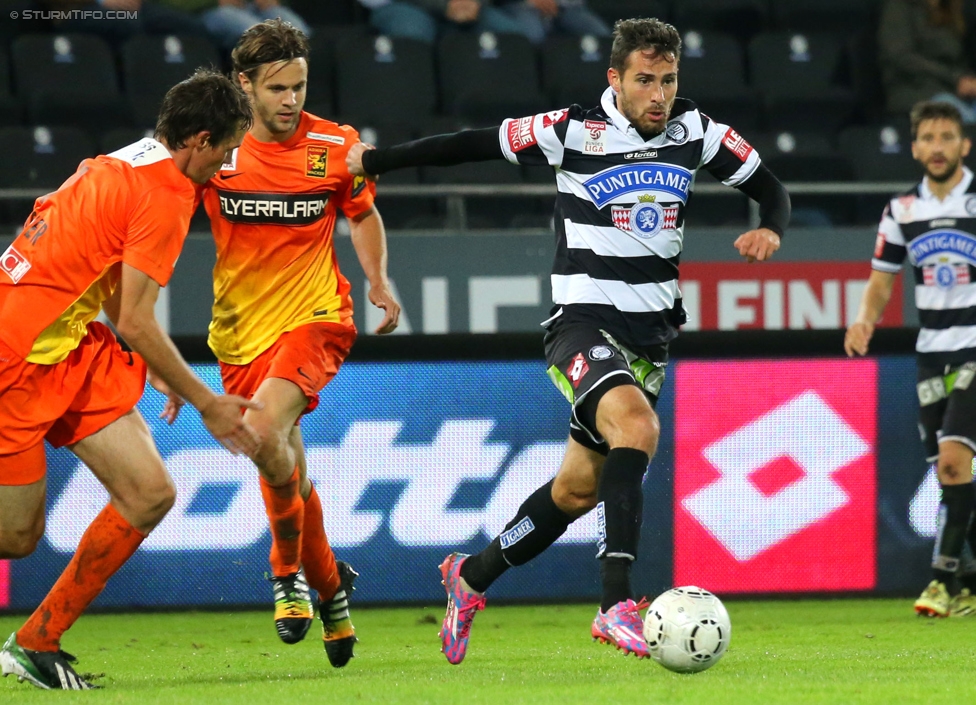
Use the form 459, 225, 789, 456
219, 321, 357, 417
0, 321, 147, 485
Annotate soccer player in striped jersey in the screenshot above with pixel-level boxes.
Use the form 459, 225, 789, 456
201, 20, 401, 665
846, 100, 976, 618
347, 17, 790, 661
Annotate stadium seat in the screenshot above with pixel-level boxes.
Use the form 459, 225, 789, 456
677, 30, 760, 133
542, 35, 612, 107
748, 31, 856, 132
770, 0, 877, 34
588, 0, 668, 25
335, 35, 436, 125
289, 0, 363, 26
437, 31, 547, 123
99, 127, 155, 155
753, 131, 856, 225
122, 35, 221, 129
307, 31, 338, 114
848, 27, 885, 124
11, 34, 130, 132
0, 45, 21, 127
671, 0, 768, 42
839, 123, 920, 223
0, 126, 94, 189
423, 155, 525, 229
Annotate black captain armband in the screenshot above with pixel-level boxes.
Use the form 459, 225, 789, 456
734, 164, 791, 237
362, 127, 505, 176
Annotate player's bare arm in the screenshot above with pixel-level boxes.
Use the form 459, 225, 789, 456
113, 263, 263, 455
348, 205, 401, 334
844, 269, 897, 357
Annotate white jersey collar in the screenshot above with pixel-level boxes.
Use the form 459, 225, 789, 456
921, 166, 974, 200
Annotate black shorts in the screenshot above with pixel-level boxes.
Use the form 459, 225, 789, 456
544, 315, 668, 455
917, 361, 976, 462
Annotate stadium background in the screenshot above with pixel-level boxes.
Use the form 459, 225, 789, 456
0, 0, 954, 609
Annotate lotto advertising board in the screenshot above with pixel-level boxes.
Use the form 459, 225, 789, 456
0, 357, 936, 610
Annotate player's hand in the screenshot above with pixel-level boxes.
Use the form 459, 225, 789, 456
346, 142, 375, 177
734, 228, 780, 263
199, 395, 264, 456
844, 321, 875, 357
147, 369, 186, 425
528, 0, 559, 17
369, 283, 401, 335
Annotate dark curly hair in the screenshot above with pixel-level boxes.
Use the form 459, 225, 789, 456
155, 68, 252, 150
610, 17, 682, 73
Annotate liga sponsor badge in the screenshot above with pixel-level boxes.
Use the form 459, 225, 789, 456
306, 145, 328, 178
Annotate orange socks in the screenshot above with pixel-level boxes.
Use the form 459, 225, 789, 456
259, 467, 304, 577
301, 482, 341, 600
17, 503, 145, 652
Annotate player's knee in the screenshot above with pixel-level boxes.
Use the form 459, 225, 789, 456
131, 473, 177, 526
252, 428, 294, 478
608, 409, 659, 457
937, 446, 975, 483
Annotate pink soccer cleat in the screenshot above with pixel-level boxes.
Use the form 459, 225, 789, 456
591, 598, 651, 658
438, 553, 486, 665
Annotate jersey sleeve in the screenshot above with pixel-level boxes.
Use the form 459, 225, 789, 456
699, 116, 761, 187
498, 107, 572, 168
122, 185, 192, 287
871, 201, 908, 272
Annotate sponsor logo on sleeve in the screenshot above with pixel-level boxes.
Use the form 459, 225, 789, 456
351, 175, 367, 198
542, 109, 569, 129
722, 128, 753, 162
873, 233, 886, 258
0, 245, 30, 284
306, 145, 329, 178
307, 131, 346, 145
507, 116, 537, 152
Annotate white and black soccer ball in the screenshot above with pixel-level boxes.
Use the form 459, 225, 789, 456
643, 586, 731, 674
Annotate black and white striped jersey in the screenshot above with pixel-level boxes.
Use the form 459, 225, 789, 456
873, 167, 976, 365
498, 88, 762, 346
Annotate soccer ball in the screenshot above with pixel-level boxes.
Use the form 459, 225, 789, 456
642, 586, 731, 674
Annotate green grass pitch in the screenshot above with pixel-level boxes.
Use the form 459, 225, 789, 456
0, 599, 973, 704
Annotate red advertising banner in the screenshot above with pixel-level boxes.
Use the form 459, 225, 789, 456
679, 262, 903, 331
0, 561, 8, 608
674, 359, 877, 593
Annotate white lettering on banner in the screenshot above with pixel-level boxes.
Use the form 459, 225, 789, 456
684, 276, 871, 330
682, 391, 870, 561
469, 276, 541, 333
789, 280, 840, 328
909, 466, 939, 538
717, 281, 759, 329
44, 421, 597, 553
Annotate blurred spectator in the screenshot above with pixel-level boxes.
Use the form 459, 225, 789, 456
879, 0, 976, 121
360, 0, 532, 44
495, 0, 610, 45
160, 0, 311, 50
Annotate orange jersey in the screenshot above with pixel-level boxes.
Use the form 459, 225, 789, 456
203, 112, 376, 365
0, 139, 196, 364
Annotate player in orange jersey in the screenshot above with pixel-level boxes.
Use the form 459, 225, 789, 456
0, 70, 261, 690
201, 20, 401, 667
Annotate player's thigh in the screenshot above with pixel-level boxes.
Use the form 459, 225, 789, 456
917, 365, 949, 465
552, 435, 606, 517
594, 384, 660, 454
68, 407, 174, 530
247, 377, 308, 441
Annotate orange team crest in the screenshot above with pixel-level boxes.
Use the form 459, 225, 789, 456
306, 145, 328, 178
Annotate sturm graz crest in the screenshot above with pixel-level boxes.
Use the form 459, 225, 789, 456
665, 120, 689, 144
